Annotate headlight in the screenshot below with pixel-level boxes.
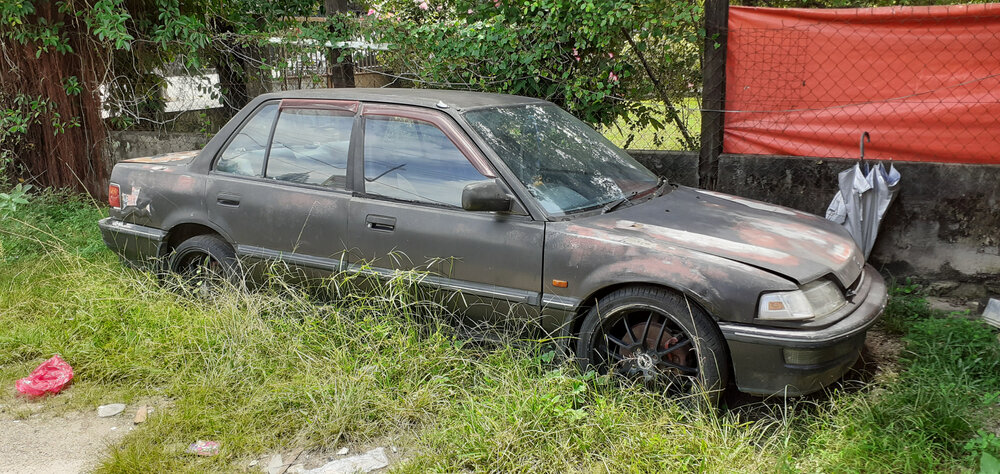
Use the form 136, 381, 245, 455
757, 279, 847, 321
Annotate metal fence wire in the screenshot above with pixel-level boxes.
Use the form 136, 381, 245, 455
720, 5, 1000, 164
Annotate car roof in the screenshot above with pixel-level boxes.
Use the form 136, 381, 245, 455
257, 88, 548, 110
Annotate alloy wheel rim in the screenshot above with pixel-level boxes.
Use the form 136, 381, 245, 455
591, 304, 700, 392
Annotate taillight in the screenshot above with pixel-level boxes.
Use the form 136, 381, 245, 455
108, 183, 121, 208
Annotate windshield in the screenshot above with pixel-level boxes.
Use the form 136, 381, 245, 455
463, 104, 658, 215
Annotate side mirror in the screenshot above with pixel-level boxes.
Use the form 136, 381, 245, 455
462, 179, 513, 212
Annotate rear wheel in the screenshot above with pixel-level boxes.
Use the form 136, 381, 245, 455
576, 286, 729, 404
167, 234, 240, 296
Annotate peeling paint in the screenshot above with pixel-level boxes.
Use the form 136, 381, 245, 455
614, 219, 797, 264
123, 150, 199, 164
696, 189, 801, 216
125, 187, 141, 207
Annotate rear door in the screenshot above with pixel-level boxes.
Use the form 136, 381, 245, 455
347, 103, 544, 321
206, 99, 358, 278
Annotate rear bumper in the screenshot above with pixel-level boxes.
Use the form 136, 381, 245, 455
718, 265, 887, 396
97, 217, 166, 266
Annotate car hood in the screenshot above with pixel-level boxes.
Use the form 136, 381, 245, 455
576, 186, 866, 287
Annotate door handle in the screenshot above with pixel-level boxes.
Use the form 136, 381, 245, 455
366, 214, 396, 232
217, 193, 241, 207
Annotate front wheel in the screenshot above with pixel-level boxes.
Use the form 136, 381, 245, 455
576, 286, 730, 404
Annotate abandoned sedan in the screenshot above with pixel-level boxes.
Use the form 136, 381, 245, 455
99, 89, 886, 401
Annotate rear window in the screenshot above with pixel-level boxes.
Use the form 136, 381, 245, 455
215, 103, 278, 177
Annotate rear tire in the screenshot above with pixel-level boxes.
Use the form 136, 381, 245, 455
576, 286, 729, 405
167, 234, 241, 296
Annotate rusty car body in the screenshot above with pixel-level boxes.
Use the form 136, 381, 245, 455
99, 89, 887, 400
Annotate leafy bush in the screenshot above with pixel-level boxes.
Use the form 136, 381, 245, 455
0, 183, 31, 217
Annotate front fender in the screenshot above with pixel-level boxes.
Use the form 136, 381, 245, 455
543, 222, 797, 325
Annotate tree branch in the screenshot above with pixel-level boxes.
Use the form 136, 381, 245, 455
624, 34, 697, 150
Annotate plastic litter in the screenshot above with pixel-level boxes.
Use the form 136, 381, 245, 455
186, 440, 220, 456
15, 355, 74, 397
982, 298, 1000, 329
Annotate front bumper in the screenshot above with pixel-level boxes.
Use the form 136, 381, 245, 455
97, 217, 166, 267
718, 265, 887, 396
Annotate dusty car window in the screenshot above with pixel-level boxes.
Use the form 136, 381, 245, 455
363, 115, 490, 207
463, 104, 658, 215
265, 108, 353, 188
215, 102, 278, 177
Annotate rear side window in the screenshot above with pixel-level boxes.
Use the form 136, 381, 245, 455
215, 103, 278, 176
266, 108, 354, 188
363, 116, 489, 207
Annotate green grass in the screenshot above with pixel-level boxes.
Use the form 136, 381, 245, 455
1, 190, 998, 472
601, 99, 702, 151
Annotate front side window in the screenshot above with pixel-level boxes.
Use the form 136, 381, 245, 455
363, 115, 490, 207
265, 108, 354, 188
463, 104, 658, 215
215, 102, 278, 176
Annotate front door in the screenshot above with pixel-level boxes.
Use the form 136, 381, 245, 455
347, 104, 544, 323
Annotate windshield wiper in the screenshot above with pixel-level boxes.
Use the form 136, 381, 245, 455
602, 191, 637, 214
601, 177, 669, 214
653, 176, 671, 197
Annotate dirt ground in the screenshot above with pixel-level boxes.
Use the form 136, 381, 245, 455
0, 408, 133, 474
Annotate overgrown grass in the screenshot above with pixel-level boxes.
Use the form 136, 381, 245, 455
1, 191, 998, 472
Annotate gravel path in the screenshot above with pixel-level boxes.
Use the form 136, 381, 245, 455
0, 410, 131, 474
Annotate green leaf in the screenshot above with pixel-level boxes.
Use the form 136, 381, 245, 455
982, 452, 1000, 474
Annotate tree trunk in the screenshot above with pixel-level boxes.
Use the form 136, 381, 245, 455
325, 0, 356, 88
0, 2, 109, 200
211, 19, 253, 115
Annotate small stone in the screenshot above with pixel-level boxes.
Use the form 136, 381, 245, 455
248, 459, 259, 468
335, 447, 349, 456
267, 454, 284, 474
305, 447, 388, 473
390, 446, 397, 453
287, 464, 306, 474
927, 280, 959, 295
97, 403, 126, 418
134, 405, 148, 424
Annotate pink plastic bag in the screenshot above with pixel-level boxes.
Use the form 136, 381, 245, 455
16, 355, 74, 396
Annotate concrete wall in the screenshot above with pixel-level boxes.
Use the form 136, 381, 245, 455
629, 150, 1000, 294
629, 150, 700, 187
108, 131, 210, 162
